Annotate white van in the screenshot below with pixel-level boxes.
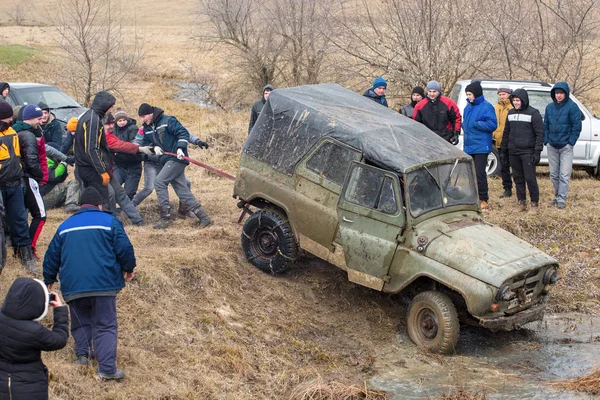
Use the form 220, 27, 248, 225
450, 79, 600, 177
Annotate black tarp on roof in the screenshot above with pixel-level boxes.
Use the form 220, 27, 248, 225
243, 83, 467, 175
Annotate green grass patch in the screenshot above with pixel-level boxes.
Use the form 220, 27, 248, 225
0, 44, 38, 67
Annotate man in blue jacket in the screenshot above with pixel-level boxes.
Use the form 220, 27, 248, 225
43, 187, 136, 381
544, 82, 582, 209
137, 103, 212, 229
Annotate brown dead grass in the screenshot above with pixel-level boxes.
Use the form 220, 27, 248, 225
434, 390, 487, 400
290, 377, 388, 400
551, 365, 600, 395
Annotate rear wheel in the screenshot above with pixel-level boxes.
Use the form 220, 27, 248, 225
407, 291, 459, 354
486, 146, 500, 176
241, 208, 298, 274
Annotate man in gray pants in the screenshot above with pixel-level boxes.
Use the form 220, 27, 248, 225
137, 103, 212, 229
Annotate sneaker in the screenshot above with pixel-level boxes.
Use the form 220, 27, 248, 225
548, 199, 558, 207
98, 370, 125, 381
479, 200, 488, 210
499, 189, 512, 199
557, 202, 566, 209
75, 356, 89, 366
518, 200, 527, 212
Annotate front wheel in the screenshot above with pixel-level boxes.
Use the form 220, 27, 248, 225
407, 291, 459, 354
241, 208, 298, 274
486, 146, 500, 177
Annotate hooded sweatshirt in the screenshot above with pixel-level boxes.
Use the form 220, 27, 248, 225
248, 84, 274, 134
0, 277, 68, 400
500, 89, 544, 156
543, 81, 582, 149
0, 82, 9, 101
74, 91, 116, 175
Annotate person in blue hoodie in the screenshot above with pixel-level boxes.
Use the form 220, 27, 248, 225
544, 82, 582, 209
363, 77, 388, 107
462, 81, 497, 210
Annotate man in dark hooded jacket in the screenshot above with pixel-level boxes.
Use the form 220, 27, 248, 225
501, 89, 544, 213
0, 82, 10, 101
544, 82, 582, 209
0, 277, 68, 400
113, 109, 143, 199
248, 84, 274, 134
74, 91, 115, 210
363, 77, 388, 107
137, 103, 212, 229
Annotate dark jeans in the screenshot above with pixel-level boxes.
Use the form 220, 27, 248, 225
1, 185, 30, 246
113, 163, 142, 200
510, 153, 539, 203
76, 166, 110, 211
471, 154, 489, 202
68, 296, 118, 374
500, 150, 513, 190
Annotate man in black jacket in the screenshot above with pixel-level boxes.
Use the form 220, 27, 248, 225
413, 80, 462, 145
500, 89, 544, 213
38, 102, 63, 150
74, 91, 115, 211
13, 104, 48, 261
248, 84, 274, 134
0, 277, 68, 400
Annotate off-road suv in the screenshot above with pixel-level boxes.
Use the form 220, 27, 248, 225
234, 83, 560, 354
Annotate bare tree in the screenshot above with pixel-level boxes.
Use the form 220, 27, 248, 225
48, 0, 145, 106
5, 2, 32, 26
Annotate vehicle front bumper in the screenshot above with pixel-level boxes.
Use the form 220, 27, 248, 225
477, 303, 546, 331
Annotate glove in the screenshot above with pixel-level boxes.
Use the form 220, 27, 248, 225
101, 172, 110, 186
531, 153, 541, 165
66, 156, 76, 166
138, 146, 153, 156
153, 146, 163, 156
195, 139, 209, 149
177, 148, 185, 160
449, 131, 460, 146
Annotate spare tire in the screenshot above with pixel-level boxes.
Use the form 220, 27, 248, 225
241, 208, 298, 274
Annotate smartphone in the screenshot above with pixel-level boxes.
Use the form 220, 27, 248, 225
49, 293, 56, 302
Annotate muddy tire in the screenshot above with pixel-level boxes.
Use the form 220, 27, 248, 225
241, 208, 298, 274
407, 291, 459, 354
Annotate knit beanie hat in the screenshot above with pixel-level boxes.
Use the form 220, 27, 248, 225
426, 80, 442, 92
0, 101, 14, 120
465, 81, 483, 98
114, 109, 128, 121
37, 102, 50, 112
412, 86, 425, 97
497, 87, 512, 95
138, 103, 154, 116
67, 117, 78, 132
13, 105, 22, 119
372, 77, 387, 89
22, 104, 44, 120
103, 113, 115, 125
80, 187, 102, 206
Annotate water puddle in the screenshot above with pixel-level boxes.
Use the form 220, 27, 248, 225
370, 313, 600, 399
170, 81, 215, 109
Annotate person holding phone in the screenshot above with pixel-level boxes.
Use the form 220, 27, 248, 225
0, 277, 68, 399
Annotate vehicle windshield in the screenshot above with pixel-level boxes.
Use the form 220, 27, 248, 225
407, 160, 477, 218
16, 87, 81, 109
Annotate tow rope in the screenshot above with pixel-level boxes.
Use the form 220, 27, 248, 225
163, 152, 236, 181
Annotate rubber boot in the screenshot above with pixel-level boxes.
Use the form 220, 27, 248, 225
192, 205, 213, 228
177, 202, 197, 220
153, 206, 172, 229
20, 245, 40, 275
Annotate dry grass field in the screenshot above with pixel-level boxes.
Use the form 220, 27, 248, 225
1, 3, 600, 398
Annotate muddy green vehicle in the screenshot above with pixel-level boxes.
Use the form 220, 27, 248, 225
234, 84, 560, 354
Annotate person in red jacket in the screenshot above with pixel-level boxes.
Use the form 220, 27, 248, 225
413, 80, 462, 145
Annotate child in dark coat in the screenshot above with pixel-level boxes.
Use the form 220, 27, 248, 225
0, 277, 68, 400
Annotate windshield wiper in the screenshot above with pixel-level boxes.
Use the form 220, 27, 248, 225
443, 159, 460, 190
424, 166, 440, 190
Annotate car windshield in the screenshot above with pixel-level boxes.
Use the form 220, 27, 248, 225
407, 160, 477, 218
15, 87, 81, 109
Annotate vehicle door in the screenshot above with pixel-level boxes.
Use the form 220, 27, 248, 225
294, 138, 362, 248
336, 162, 405, 290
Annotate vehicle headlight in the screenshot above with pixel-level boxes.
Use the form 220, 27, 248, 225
495, 283, 516, 302
542, 268, 559, 285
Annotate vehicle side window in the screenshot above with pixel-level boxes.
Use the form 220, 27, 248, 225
344, 166, 398, 214
449, 84, 461, 104
306, 142, 360, 186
